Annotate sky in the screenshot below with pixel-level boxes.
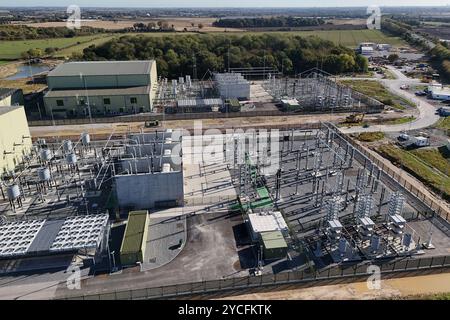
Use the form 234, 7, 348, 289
2, 1, 450, 8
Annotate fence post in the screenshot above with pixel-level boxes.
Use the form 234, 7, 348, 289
405, 259, 409, 270
443, 256, 447, 266
392, 261, 396, 271
430, 257, 434, 267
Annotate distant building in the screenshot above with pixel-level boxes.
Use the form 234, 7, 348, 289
44, 61, 157, 118
0, 88, 24, 107
376, 43, 391, 51
360, 46, 374, 56
281, 99, 300, 111
214, 73, 250, 99
359, 42, 376, 49
428, 84, 450, 101
0, 106, 32, 174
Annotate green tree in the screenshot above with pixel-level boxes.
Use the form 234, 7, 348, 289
388, 54, 399, 63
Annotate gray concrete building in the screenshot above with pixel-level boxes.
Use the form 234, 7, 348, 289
44, 60, 157, 118
115, 130, 184, 209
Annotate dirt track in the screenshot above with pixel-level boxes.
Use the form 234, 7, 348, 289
30, 114, 347, 139
217, 272, 450, 300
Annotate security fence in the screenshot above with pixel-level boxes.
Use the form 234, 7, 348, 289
328, 124, 450, 222
59, 254, 450, 300
28, 105, 382, 127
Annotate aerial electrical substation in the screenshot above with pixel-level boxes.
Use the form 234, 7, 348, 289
0, 66, 449, 299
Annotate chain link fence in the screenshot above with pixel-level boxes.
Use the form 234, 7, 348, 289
329, 124, 450, 222
60, 254, 450, 300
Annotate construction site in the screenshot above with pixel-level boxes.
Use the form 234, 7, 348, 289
153, 69, 384, 115
232, 123, 450, 273
0, 119, 449, 298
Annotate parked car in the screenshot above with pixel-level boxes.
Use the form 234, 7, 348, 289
415, 91, 427, 96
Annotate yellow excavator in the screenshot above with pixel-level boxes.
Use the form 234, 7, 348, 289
345, 113, 365, 124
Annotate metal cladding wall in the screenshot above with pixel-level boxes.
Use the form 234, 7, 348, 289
0, 106, 32, 173
120, 210, 149, 266
44, 93, 152, 117
115, 171, 184, 209
47, 74, 151, 90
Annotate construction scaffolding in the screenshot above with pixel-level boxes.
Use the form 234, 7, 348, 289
262, 68, 384, 113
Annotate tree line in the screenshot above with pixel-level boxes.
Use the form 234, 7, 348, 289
213, 17, 326, 28
382, 17, 450, 80
76, 33, 368, 79
0, 25, 106, 41
0, 22, 184, 41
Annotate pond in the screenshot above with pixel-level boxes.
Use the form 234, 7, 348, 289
5, 64, 51, 80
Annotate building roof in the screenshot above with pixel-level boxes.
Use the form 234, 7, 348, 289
0, 105, 22, 116
281, 99, 299, 106
44, 86, 150, 98
0, 214, 108, 258
120, 210, 148, 254
48, 60, 155, 77
430, 86, 450, 96
261, 231, 287, 250
248, 212, 288, 235
0, 88, 19, 100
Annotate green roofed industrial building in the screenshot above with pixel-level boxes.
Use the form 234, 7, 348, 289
120, 210, 149, 266
261, 231, 288, 260
43, 60, 157, 118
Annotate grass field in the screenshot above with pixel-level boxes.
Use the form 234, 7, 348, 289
377, 144, 450, 200
411, 146, 450, 176
237, 29, 405, 47
356, 131, 385, 142
0, 79, 46, 94
55, 35, 117, 57
435, 117, 450, 131
1, 29, 406, 60
340, 80, 415, 110
0, 35, 110, 59
383, 116, 416, 125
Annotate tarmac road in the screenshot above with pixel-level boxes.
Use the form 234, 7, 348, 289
341, 65, 440, 134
